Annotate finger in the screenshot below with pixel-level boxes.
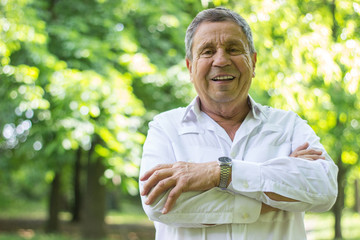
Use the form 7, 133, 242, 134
141, 168, 173, 196
294, 142, 309, 152
290, 143, 309, 157
140, 164, 174, 181
291, 148, 323, 158
302, 148, 323, 154
145, 178, 176, 205
298, 149, 323, 157
162, 184, 183, 214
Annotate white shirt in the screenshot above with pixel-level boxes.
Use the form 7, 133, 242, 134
139, 96, 338, 240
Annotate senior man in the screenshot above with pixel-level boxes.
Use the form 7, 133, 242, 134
139, 7, 338, 240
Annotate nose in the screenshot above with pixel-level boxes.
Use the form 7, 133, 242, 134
212, 49, 231, 67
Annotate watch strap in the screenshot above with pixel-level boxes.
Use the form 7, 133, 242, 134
219, 164, 231, 189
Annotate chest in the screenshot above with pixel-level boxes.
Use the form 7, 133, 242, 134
171, 123, 293, 163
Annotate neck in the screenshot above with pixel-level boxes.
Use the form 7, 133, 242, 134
200, 98, 250, 141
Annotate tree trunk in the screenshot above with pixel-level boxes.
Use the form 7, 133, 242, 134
81, 141, 106, 239
333, 157, 345, 239
328, 1, 347, 239
355, 179, 360, 213
72, 148, 82, 222
330, 0, 338, 41
45, 172, 61, 233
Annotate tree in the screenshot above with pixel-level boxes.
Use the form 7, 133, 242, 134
1, 0, 359, 239
1, 0, 146, 237
230, 0, 360, 238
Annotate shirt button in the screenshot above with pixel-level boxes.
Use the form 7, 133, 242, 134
242, 213, 249, 219
243, 181, 249, 188
231, 152, 236, 158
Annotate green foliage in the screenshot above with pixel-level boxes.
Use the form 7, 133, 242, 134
0, 0, 147, 197
1, 0, 360, 234
230, 0, 360, 172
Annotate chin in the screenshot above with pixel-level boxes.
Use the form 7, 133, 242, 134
212, 96, 237, 104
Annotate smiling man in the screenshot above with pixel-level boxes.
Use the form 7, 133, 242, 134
187, 20, 256, 141
139, 7, 338, 240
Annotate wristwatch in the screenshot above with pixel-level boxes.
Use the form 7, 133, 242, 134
217, 156, 232, 189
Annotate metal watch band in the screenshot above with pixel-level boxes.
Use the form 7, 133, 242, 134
219, 164, 231, 189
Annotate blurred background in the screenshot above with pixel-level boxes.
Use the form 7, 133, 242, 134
1, 0, 360, 239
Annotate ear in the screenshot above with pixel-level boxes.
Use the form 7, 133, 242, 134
186, 58, 194, 82
252, 52, 257, 69
251, 52, 257, 78
186, 58, 192, 74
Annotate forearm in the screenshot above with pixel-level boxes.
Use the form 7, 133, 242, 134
140, 125, 262, 226
265, 192, 298, 202
140, 185, 261, 227
229, 157, 338, 212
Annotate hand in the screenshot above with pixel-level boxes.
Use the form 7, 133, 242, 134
290, 142, 325, 160
140, 161, 219, 214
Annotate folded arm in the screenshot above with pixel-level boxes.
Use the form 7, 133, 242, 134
229, 117, 338, 212
139, 118, 336, 227
141, 139, 330, 216
139, 120, 263, 227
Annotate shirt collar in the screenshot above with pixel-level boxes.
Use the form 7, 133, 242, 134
181, 96, 202, 123
248, 95, 268, 120
181, 95, 268, 124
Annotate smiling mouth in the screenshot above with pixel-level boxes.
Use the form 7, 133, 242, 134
211, 75, 235, 81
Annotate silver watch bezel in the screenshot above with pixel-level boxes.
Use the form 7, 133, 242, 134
218, 156, 232, 166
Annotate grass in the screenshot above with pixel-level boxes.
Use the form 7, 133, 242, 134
106, 212, 151, 225
0, 199, 47, 220
105, 199, 152, 225
0, 233, 77, 240
0, 196, 152, 224
305, 211, 360, 240
1, 198, 360, 240
0, 197, 153, 240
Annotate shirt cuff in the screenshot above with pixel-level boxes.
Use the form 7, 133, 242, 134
232, 160, 261, 192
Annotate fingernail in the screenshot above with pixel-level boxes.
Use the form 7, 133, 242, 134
145, 199, 150, 205
162, 208, 167, 214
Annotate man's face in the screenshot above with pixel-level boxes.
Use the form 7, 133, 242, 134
186, 21, 257, 107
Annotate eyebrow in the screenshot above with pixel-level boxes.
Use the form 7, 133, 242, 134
197, 42, 214, 51
197, 38, 246, 51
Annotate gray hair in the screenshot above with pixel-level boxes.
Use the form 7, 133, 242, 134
185, 7, 256, 60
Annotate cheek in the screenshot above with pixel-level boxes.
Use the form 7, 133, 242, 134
235, 55, 253, 73
191, 61, 209, 91
195, 59, 211, 78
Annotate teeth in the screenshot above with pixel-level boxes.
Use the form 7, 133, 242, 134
212, 76, 234, 81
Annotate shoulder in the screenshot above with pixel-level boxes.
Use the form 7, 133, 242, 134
147, 107, 188, 140
153, 107, 186, 122
257, 103, 301, 125
150, 107, 187, 131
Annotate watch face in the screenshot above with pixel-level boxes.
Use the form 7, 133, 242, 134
219, 157, 232, 164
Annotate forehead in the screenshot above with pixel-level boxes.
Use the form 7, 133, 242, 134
192, 21, 247, 48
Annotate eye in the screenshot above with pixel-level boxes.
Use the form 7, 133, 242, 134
200, 48, 214, 57
228, 47, 242, 55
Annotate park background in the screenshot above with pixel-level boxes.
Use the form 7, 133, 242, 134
1, 0, 360, 239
